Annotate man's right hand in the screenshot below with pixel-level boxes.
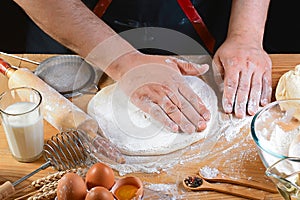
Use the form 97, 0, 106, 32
109, 52, 211, 133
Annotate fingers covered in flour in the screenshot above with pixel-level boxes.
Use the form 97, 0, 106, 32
178, 83, 210, 131
131, 85, 179, 133
170, 57, 209, 76
159, 88, 200, 133
117, 54, 211, 134
131, 82, 210, 133
130, 84, 190, 133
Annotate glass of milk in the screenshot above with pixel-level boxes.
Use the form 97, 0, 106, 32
0, 87, 44, 162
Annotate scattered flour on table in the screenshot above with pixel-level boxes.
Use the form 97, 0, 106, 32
199, 165, 219, 178
145, 183, 178, 199
92, 110, 253, 176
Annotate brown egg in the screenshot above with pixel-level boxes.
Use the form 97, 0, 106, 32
85, 186, 114, 200
57, 172, 87, 200
85, 162, 115, 190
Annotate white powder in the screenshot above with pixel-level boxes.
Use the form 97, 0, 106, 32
260, 124, 299, 167
199, 165, 219, 178
165, 58, 173, 64
144, 184, 178, 199
219, 113, 253, 142
93, 109, 252, 176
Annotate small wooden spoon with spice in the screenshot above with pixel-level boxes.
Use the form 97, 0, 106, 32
198, 172, 278, 193
183, 176, 269, 200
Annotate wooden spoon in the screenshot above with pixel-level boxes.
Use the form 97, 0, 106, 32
183, 176, 270, 200
198, 172, 278, 193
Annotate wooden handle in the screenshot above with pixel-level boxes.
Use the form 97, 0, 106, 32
201, 181, 265, 200
209, 176, 278, 193
0, 181, 15, 200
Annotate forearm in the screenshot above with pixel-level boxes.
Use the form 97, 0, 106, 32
13, 0, 136, 79
227, 0, 270, 45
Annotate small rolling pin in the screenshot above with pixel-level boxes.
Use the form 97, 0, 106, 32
0, 58, 125, 164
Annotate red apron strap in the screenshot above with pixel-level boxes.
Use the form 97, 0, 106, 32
177, 0, 215, 54
93, 0, 112, 18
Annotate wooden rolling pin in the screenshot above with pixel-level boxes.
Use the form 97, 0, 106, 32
0, 58, 125, 164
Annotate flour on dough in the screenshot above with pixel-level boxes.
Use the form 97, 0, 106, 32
87, 76, 218, 156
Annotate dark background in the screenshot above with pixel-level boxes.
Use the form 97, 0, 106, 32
263, 1, 300, 53
0, 0, 300, 54
0, 0, 27, 53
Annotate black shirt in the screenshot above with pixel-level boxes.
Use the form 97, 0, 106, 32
26, 0, 231, 54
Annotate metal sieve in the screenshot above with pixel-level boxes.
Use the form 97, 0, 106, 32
34, 55, 100, 98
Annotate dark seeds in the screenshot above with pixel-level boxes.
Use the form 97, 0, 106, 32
184, 176, 203, 188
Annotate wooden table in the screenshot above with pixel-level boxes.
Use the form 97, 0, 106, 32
1, 54, 297, 200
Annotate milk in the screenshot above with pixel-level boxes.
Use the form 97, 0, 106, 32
2, 101, 44, 162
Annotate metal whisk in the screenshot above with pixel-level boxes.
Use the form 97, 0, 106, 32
0, 129, 91, 200
43, 130, 90, 171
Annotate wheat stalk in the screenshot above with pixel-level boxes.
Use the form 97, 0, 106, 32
15, 167, 88, 200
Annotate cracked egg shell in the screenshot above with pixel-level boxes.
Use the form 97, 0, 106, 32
111, 177, 144, 200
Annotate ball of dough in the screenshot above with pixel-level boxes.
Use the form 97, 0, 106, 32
87, 76, 218, 156
275, 64, 300, 120
276, 65, 300, 100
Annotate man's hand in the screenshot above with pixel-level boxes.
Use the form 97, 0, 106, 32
114, 53, 211, 133
212, 38, 272, 118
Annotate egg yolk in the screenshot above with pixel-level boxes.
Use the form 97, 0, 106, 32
115, 184, 138, 200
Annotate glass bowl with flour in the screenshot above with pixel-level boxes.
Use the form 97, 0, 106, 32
251, 99, 300, 168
